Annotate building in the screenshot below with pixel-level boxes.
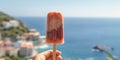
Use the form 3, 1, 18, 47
16, 29, 47, 49
0, 40, 5, 57
1, 20, 20, 29
9, 20, 19, 27
0, 38, 15, 56
3, 38, 14, 56
2, 21, 11, 29
18, 29, 44, 46
18, 42, 34, 58
0, 34, 5, 57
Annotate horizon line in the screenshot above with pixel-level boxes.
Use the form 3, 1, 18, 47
14, 16, 120, 18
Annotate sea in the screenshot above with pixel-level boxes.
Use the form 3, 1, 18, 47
18, 17, 120, 60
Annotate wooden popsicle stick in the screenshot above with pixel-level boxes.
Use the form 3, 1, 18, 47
53, 44, 56, 60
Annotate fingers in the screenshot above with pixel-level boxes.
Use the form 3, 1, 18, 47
47, 56, 62, 60
41, 50, 61, 58
57, 56, 62, 60
34, 54, 45, 60
34, 50, 62, 60
34, 55, 62, 60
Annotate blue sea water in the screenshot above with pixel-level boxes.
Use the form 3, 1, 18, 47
18, 17, 120, 60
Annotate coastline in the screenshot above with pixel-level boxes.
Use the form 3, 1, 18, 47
0, 12, 48, 60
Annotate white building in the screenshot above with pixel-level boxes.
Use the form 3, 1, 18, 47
9, 20, 19, 27
2, 21, 12, 29
2, 20, 20, 29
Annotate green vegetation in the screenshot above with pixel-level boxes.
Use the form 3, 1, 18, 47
0, 12, 14, 23
4, 56, 26, 60
0, 11, 28, 41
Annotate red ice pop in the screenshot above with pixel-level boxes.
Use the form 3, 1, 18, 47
46, 12, 64, 44
46, 12, 64, 60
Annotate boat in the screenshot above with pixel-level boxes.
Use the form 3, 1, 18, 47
92, 45, 105, 52
92, 45, 114, 52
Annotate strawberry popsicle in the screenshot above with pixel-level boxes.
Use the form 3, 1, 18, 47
46, 12, 64, 44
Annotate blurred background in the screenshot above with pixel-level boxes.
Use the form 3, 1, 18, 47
0, 0, 120, 60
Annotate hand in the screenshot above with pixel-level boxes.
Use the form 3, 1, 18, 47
34, 50, 62, 60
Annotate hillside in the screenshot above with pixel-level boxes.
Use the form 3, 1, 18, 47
0, 11, 28, 41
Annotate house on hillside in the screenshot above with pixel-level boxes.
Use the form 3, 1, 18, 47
1, 20, 19, 29
2, 21, 11, 29
9, 20, 19, 27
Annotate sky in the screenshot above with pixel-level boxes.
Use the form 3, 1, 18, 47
0, 0, 120, 17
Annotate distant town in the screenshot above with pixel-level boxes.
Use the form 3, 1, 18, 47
0, 12, 47, 60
